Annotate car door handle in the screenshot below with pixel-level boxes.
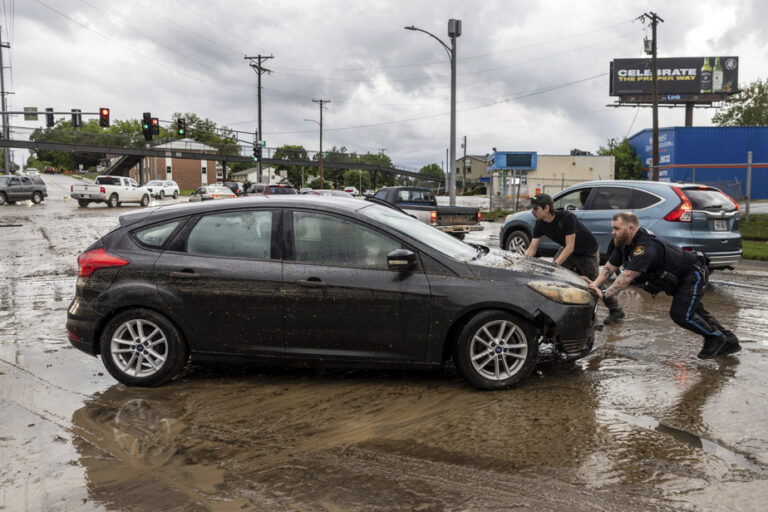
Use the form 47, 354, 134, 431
170, 270, 200, 278
295, 278, 327, 288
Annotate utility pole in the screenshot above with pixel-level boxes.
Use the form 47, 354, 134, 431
641, 12, 664, 181
0, 26, 11, 173
244, 54, 273, 183
461, 135, 467, 194
312, 99, 330, 189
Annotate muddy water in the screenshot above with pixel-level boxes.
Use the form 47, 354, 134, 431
1, 179, 767, 511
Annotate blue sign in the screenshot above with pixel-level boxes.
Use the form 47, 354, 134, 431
665, 94, 685, 100
487, 151, 537, 172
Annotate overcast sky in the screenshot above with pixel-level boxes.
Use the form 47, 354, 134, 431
6, 0, 768, 169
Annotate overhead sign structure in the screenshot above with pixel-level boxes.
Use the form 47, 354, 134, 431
610, 57, 739, 97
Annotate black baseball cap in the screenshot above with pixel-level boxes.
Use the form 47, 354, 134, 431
530, 194, 553, 207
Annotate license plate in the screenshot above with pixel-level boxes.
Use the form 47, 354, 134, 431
714, 219, 727, 231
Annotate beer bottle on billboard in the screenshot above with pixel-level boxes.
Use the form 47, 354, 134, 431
700, 57, 712, 93
712, 57, 723, 92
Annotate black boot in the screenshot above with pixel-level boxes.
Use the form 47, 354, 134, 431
603, 308, 625, 325
698, 334, 727, 359
718, 331, 742, 356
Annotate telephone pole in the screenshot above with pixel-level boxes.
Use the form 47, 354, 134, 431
244, 54, 273, 183
641, 12, 664, 181
312, 99, 330, 189
461, 135, 467, 193
0, 27, 11, 173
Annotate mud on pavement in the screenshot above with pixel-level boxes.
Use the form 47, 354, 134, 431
1, 184, 768, 511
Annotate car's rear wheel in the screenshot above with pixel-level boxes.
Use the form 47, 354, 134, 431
107, 193, 119, 208
77, 199, 90, 207
505, 230, 530, 254
159, 190, 165, 199
99, 309, 188, 387
172, 190, 178, 199
140, 194, 150, 207
0, 192, 6, 205
32, 191, 43, 204
455, 310, 538, 390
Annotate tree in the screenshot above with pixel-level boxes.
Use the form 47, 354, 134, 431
416, 163, 444, 187
712, 78, 768, 126
273, 144, 309, 187
597, 138, 644, 180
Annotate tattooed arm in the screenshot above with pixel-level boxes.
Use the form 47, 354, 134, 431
588, 262, 619, 288
602, 270, 640, 298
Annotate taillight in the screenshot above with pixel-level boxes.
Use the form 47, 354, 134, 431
477, 211, 482, 222
664, 186, 692, 222
100, 186, 105, 194
77, 248, 129, 278
70, 185, 73, 192
211, 195, 218, 198
430, 211, 437, 223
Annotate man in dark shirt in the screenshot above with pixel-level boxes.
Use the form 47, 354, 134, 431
524, 194, 624, 324
587, 212, 740, 359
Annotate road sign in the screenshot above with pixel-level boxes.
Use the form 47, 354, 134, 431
23, 107, 38, 121
257, 140, 266, 147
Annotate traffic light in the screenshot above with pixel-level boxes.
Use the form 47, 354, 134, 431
45, 108, 54, 128
253, 146, 262, 162
99, 108, 110, 128
142, 112, 152, 141
151, 117, 159, 135
71, 109, 82, 128
177, 118, 186, 136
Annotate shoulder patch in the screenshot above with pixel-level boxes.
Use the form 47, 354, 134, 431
633, 245, 645, 256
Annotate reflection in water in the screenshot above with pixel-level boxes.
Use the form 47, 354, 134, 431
69, 365, 665, 511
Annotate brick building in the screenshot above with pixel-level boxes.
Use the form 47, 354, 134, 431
126, 139, 219, 191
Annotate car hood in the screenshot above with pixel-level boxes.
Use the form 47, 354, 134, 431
467, 247, 588, 288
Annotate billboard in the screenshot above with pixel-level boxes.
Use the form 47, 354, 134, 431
487, 151, 537, 171
610, 57, 739, 96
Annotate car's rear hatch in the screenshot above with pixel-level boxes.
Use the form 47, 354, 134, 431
682, 186, 741, 265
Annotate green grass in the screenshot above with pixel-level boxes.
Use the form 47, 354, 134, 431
742, 240, 768, 261
481, 210, 516, 221
740, 213, 768, 240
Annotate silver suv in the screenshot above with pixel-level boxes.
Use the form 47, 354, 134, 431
0, 174, 48, 205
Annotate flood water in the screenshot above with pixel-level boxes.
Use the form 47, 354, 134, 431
1, 176, 767, 511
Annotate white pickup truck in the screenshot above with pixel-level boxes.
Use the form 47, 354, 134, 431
71, 175, 151, 208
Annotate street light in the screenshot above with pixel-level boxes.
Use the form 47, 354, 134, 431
405, 19, 461, 206
304, 118, 323, 189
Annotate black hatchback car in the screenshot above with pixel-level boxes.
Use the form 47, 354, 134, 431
67, 196, 597, 390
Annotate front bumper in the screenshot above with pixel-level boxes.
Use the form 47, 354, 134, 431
535, 299, 597, 360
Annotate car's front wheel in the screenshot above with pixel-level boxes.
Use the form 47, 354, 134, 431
107, 193, 119, 208
99, 309, 188, 387
32, 191, 43, 204
140, 194, 150, 207
505, 229, 530, 254
159, 190, 165, 199
172, 190, 178, 199
455, 310, 538, 390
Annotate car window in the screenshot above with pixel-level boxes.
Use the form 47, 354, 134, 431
146, 181, 162, 186
267, 186, 296, 194
128, 179, 140, 187
554, 188, 591, 210
0, 176, 8, 185
9, 177, 20, 185
96, 176, 121, 186
186, 210, 274, 259
396, 189, 432, 203
587, 186, 633, 210
293, 211, 401, 269
682, 188, 738, 212
374, 190, 388, 200
21, 177, 32, 185
630, 189, 662, 209
134, 221, 181, 248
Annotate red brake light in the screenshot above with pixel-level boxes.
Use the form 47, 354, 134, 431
430, 211, 437, 223
664, 186, 692, 222
100, 186, 106, 194
77, 248, 129, 278
70, 185, 73, 192
477, 211, 482, 222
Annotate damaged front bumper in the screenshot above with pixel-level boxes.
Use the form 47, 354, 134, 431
534, 299, 597, 360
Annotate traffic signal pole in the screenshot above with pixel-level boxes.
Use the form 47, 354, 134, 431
0, 27, 10, 172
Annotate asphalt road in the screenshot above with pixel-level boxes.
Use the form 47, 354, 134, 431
1, 174, 767, 511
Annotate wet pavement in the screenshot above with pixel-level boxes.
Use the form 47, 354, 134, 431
1, 174, 767, 511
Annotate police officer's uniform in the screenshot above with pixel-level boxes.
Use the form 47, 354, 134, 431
609, 228, 738, 358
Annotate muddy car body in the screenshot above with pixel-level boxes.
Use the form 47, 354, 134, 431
67, 196, 596, 390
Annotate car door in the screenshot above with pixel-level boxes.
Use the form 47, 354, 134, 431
282, 209, 431, 363
580, 185, 634, 254
154, 208, 284, 355
7, 177, 24, 200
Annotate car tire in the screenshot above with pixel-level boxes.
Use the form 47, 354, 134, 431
77, 199, 90, 208
159, 190, 165, 199
140, 194, 150, 207
99, 308, 189, 387
172, 190, 178, 199
0, 192, 6, 205
32, 191, 43, 204
455, 310, 538, 390
505, 229, 530, 254
107, 193, 119, 208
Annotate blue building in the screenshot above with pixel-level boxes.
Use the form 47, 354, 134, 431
628, 126, 768, 199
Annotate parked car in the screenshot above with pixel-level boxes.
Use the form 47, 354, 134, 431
301, 189, 353, 198
246, 183, 297, 195
70, 175, 151, 208
188, 185, 237, 202
144, 180, 179, 199
0, 174, 48, 205
373, 186, 483, 238
222, 181, 246, 196
344, 186, 360, 196
66, 195, 597, 389
25, 167, 40, 175
43, 166, 56, 174
499, 180, 742, 269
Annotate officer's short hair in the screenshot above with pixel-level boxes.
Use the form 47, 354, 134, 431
613, 212, 639, 226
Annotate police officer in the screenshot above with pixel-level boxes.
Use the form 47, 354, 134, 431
524, 193, 625, 324
587, 212, 740, 359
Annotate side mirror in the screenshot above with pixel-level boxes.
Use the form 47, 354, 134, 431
387, 248, 416, 272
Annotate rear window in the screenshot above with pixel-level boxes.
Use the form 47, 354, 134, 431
96, 176, 121, 186
683, 188, 737, 212
134, 221, 181, 248
267, 186, 296, 194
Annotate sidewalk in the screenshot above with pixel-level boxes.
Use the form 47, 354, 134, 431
733, 258, 768, 272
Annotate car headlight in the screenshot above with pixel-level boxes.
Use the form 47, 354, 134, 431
527, 281, 592, 305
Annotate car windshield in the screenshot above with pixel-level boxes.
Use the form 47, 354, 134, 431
267, 186, 296, 194
359, 204, 478, 261
95, 176, 121, 186
146, 181, 163, 186
683, 188, 738, 212
0, 176, 8, 185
